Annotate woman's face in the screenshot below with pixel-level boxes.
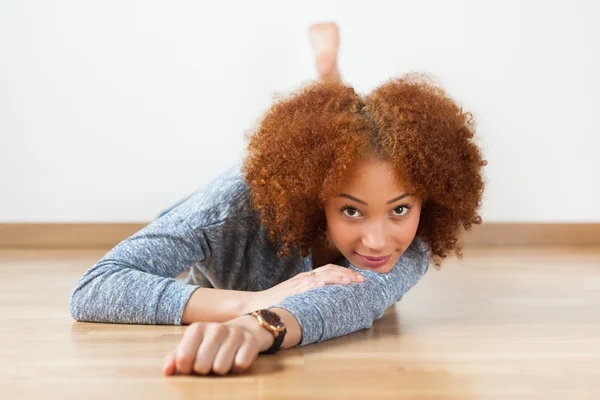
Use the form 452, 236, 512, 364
323, 159, 422, 273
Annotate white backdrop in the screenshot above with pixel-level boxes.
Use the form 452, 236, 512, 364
1, 0, 599, 223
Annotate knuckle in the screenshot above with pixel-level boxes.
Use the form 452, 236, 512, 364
186, 322, 204, 335
235, 360, 250, 371
232, 329, 245, 342
201, 324, 215, 337
206, 323, 228, 338
244, 331, 258, 346
217, 324, 229, 334
175, 353, 193, 371
205, 322, 220, 331
193, 363, 211, 375
212, 364, 229, 376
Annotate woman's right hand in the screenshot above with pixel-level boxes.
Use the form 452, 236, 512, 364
244, 264, 365, 313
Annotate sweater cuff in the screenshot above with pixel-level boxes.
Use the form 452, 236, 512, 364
156, 282, 200, 325
271, 295, 325, 346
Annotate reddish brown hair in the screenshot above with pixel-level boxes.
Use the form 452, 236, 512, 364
243, 73, 486, 268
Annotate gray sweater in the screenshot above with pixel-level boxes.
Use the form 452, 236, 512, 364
69, 163, 431, 346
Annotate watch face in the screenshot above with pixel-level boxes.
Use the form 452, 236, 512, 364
260, 310, 284, 329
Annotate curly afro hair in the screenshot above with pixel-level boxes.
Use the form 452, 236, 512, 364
242, 72, 486, 268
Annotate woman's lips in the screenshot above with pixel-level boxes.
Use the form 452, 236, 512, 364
356, 253, 391, 268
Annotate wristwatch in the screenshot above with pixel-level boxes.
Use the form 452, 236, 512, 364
246, 309, 287, 354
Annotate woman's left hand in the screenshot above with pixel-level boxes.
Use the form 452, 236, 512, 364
163, 317, 272, 376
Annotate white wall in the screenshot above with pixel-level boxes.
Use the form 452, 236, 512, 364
1, 0, 599, 223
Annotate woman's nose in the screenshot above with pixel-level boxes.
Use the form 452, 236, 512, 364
361, 221, 388, 252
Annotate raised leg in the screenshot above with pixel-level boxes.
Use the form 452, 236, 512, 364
309, 22, 341, 82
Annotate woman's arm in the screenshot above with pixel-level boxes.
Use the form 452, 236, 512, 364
69, 197, 363, 325
270, 237, 430, 346
69, 207, 231, 325
162, 239, 428, 376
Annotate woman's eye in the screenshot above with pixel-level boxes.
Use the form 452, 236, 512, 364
341, 207, 360, 218
393, 206, 410, 216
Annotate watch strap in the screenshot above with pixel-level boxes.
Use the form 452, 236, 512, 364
245, 310, 287, 354
263, 326, 286, 354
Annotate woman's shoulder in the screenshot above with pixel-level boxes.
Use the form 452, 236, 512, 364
404, 236, 432, 275
170, 162, 257, 229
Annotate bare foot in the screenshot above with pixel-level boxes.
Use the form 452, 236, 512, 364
308, 22, 341, 81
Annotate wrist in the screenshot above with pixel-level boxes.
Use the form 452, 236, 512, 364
182, 288, 259, 324
239, 291, 259, 316
237, 291, 253, 317
227, 315, 275, 353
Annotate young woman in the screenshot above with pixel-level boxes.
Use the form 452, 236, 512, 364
69, 23, 486, 376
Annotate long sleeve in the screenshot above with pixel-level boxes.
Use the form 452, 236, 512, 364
272, 237, 430, 346
69, 208, 209, 325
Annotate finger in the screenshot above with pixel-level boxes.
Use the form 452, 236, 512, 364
231, 332, 260, 373
351, 270, 366, 281
302, 270, 318, 279
212, 329, 244, 375
295, 275, 347, 295
163, 351, 177, 376
308, 274, 358, 286
317, 264, 365, 282
306, 268, 354, 281
192, 324, 229, 375
316, 263, 345, 271
175, 323, 205, 374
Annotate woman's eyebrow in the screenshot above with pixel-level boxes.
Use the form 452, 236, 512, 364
336, 193, 411, 206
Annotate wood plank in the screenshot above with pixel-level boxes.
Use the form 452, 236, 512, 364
1, 223, 600, 248
0, 246, 598, 399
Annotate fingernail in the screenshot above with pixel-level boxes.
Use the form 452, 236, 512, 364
342, 277, 350, 282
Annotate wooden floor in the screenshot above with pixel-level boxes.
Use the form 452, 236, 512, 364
0, 247, 599, 400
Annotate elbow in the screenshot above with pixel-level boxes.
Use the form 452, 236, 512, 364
69, 282, 89, 322
69, 267, 105, 323
68, 259, 119, 323
68, 259, 139, 324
